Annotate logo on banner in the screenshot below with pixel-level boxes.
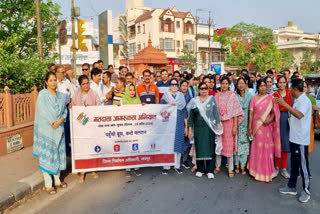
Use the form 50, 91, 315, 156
114, 144, 120, 152
76, 112, 89, 125
160, 110, 171, 122
151, 143, 156, 149
94, 145, 101, 153
132, 143, 139, 151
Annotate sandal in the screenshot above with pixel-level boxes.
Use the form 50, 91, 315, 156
235, 165, 240, 174
241, 167, 247, 175
190, 166, 197, 172
43, 187, 57, 195
79, 173, 85, 184
92, 172, 99, 179
55, 182, 67, 189
228, 171, 234, 178
214, 167, 221, 174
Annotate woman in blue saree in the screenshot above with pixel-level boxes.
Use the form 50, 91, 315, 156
33, 71, 68, 195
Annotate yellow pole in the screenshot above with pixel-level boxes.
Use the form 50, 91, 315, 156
71, 0, 77, 75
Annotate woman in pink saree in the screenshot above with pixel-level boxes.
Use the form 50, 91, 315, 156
247, 78, 281, 182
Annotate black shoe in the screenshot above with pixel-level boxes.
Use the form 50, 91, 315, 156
182, 161, 190, 169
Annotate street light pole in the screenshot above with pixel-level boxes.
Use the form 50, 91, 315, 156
71, 0, 77, 73
36, 0, 43, 60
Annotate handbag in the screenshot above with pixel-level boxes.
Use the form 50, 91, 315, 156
313, 110, 320, 129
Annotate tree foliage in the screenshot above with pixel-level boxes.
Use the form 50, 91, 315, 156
179, 45, 197, 70
281, 50, 295, 70
0, 0, 60, 93
217, 22, 282, 73
300, 50, 314, 74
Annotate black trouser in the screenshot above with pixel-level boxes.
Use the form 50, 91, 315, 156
64, 107, 71, 153
196, 145, 215, 174
287, 142, 310, 195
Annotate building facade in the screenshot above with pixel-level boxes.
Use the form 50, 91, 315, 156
273, 21, 320, 69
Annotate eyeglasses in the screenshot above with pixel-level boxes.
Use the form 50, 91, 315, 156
156, 76, 161, 78
170, 83, 178, 86
199, 87, 208, 90
82, 68, 89, 71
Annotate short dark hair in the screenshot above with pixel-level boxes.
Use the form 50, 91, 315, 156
91, 68, 102, 79
97, 60, 103, 64
249, 72, 256, 77
169, 78, 178, 86
44, 71, 56, 88
120, 66, 128, 71
82, 63, 90, 68
180, 79, 188, 87
241, 69, 248, 74
291, 79, 304, 92
173, 71, 180, 75
186, 73, 193, 81
143, 69, 151, 76
78, 75, 89, 85
226, 72, 233, 77
125, 72, 134, 78
266, 69, 273, 75
107, 65, 113, 69
202, 75, 210, 82
283, 69, 290, 74
161, 69, 168, 74
48, 63, 55, 69
103, 71, 111, 78
93, 62, 99, 67
243, 74, 253, 88
117, 77, 126, 87
168, 73, 173, 77
292, 71, 300, 79
119, 66, 124, 71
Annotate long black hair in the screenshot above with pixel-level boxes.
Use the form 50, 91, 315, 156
256, 78, 267, 94
235, 76, 246, 95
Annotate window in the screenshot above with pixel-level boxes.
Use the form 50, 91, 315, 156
143, 24, 146, 34
176, 21, 180, 28
129, 43, 136, 56
164, 23, 170, 32
159, 39, 164, 50
137, 44, 141, 52
164, 38, 174, 51
184, 22, 194, 34
177, 41, 180, 48
137, 26, 141, 34
184, 40, 193, 51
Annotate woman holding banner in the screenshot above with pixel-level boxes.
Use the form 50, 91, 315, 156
187, 82, 223, 179
72, 75, 100, 183
122, 83, 142, 177
161, 78, 187, 175
33, 71, 68, 195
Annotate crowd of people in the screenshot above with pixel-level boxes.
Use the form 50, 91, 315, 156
34, 62, 317, 203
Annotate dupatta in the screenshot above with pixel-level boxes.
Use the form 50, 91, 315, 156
122, 84, 142, 105
272, 89, 293, 112
73, 88, 97, 106
252, 95, 281, 158
162, 91, 186, 110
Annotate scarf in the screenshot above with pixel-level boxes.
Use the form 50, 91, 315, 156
162, 91, 186, 110
272, 89, 293, 112
122, 84, 142, 105
72, 88, 97, 106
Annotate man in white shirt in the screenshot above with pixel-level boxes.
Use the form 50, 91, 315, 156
101, 71, 115, 105
90, 68, 103, 104
65, 64, 79, 93
275, 79, 312, 203
55, 65, 75, 106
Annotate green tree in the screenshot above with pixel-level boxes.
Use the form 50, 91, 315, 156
281, 50, 295, 70
0, 0, 60, 93
179, 45, 197, 70
300, 50, 314, 74
218, 22, 282, 73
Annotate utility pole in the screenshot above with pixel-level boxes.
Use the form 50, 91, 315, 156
36, 0, 43, 60
71, 0, 76, 72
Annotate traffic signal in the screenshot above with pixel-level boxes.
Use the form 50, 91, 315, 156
58, 20, 67, 45
77, 19, 86, 50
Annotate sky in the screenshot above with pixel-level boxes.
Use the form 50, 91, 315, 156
52, 0, 319, 33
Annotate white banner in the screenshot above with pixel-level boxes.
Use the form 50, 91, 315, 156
71, 104, 177, 173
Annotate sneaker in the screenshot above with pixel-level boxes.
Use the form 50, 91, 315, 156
281, 169, 290, 179
125, 171, 131, 178
134, 169, 142, 176
298, 191, 311, 203
207, 173, 214, 179
279, 186, 297, 195
162, 169, 169, 175
275, 168, 279, 176
182, 161, 190, 169
195, 172, 203, 177
174, 168, 183, 174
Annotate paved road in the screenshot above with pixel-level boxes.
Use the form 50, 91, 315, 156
7, 142, 320, 214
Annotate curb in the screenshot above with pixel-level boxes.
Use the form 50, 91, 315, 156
0, 170, 44, 213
